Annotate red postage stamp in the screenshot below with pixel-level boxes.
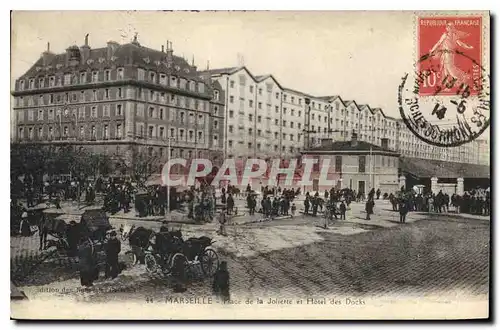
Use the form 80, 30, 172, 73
417, 16, 482, 96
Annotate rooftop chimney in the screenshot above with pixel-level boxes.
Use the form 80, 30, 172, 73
107, 40, 120, 60
166, 40, 173, 65
161, 45, 164, 52
80, 34, 91, 63
131, 32, 140, 46
381, 137, 389, 150
41, 42, 55, 66
351, 132, 358, 147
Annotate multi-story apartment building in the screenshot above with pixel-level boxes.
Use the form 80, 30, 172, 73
12, 36, 225, 172
204, 67, 286, 159
203, 65, 490, 167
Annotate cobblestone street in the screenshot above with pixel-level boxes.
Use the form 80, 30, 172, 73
12, 200, 490, 304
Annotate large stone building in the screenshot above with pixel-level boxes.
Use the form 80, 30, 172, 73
302, 134, 400, 194
12, 36, 225, 173
203, 65, 489, 167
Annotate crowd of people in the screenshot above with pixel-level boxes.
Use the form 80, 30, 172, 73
389, 188, 491, 216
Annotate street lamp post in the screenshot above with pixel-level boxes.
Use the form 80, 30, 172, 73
369, 145, 374, 193
166, 136, 175, 215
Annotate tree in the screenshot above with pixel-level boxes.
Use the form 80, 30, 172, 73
116, 146, 161, 188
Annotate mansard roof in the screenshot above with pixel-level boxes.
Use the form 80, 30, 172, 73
19, 41, 204, 82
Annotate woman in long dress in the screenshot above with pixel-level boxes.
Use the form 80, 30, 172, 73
429, 22, 474, 88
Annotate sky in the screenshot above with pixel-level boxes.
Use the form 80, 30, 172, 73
11, 11, 416, 117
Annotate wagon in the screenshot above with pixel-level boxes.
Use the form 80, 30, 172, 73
144, 233, 219, 279
43, 209, 113, 265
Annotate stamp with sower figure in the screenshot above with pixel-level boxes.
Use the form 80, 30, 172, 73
398, 14, 490, 147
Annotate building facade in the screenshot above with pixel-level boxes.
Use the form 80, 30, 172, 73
12, 36, 225, 172
302, 135, 400, 194
204, 66, 488, 166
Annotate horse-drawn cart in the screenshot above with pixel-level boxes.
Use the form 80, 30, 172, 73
42, 209, 113, 265
120, 224, 219, 279
144, 234, 219, 278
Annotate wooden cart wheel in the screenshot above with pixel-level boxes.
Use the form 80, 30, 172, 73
200, 248, 219, 277
145, 252, 158, 274
124, 250, 137, 268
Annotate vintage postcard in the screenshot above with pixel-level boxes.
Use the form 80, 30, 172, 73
10, 11, 490, 320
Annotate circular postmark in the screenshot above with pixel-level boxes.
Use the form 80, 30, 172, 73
398, 50, 490, 147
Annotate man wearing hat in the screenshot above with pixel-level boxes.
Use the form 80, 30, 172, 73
217, 208, 227, 236
104, 230, 121, 279
159, 220, 169, 233
19, 212, 30, 237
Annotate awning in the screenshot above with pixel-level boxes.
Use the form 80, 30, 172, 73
400, 157, 490, 179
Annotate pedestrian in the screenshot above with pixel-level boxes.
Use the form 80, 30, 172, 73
217, 209, 227, 236
339, 201, 347, 220
105, 231, 121, 279
213, 261, 230, 302
304, 196, 310, 215
365, 198, 374, 220
399, 199, 408, 223
428, 195, 434, 213
78, 239, 97, 287
226, 194, 234, 215
65, 221, 80, 257
19, 212, 30, 237
172, 255, 187, 293
291, 203, 296, 217
160, 220, 169, 233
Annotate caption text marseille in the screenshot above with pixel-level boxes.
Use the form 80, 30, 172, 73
160, 296, 366, 305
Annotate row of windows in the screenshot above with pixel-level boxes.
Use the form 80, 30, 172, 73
225, 97, 398, 129
16, 88, 126, 107
19, 68, 209, 96
227, 126, 303, 142
136, 69, 206, 94
282, 94, 303, 106
18, 68, 126, 91
229, 79, 280, 98
328, 155, 398, 174
134, 88, 210, 111
19, 105, 219, 130
227, 103, 397, 128
149, 148, 204, 159
18, 123, 123, 140
18, 104, 124, 122
227, 140, 298, 154
137, 125, 208, 142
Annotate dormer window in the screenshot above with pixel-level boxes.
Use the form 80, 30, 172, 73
117, 68, 124, 80
149, 72, 156, 82
198, 82, 205, 93
64, 74, 71, 85
19, 80, 25, 91
137, 68, 145, 81
104, 70, 111, 81
29, 79, 34, 89
213, 90, 219, 101
38, 78, 44, 88
159, 74, 167, 85
92, 71, 98, 83
80, 72, 86, 84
